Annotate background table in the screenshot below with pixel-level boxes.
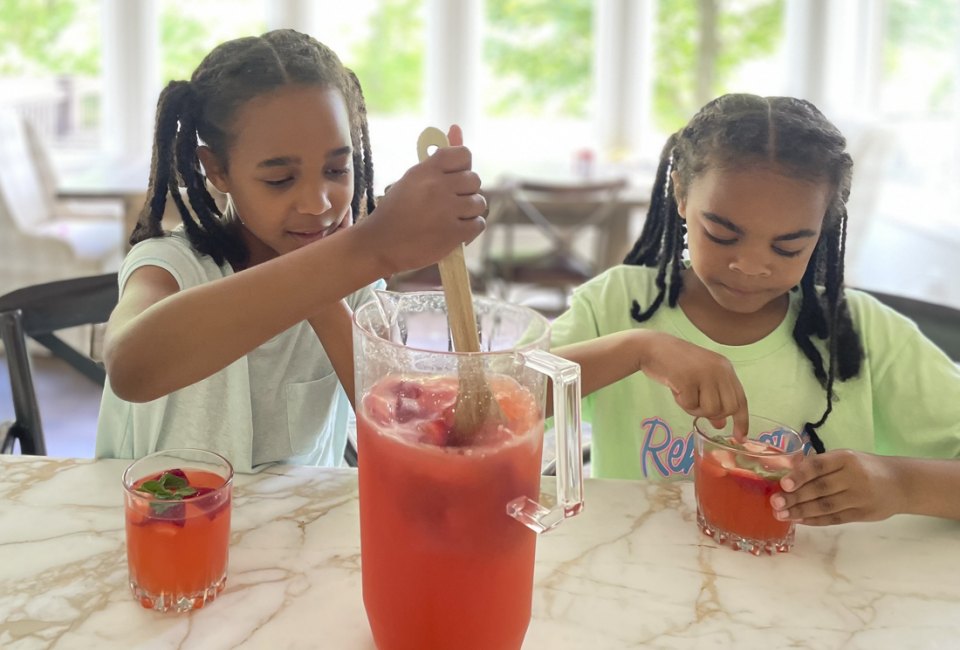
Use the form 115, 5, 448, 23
2, 455, 958, 649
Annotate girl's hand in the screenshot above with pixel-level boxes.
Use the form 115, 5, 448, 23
356, 124, 486, 276
770, 450, 906, 525
637, 331, 749, 436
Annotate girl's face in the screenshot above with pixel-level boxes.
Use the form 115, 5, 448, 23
200, 84, 354, 265
674, 166, 832, 315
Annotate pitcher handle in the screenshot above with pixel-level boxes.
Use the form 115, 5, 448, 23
507, 349, 584, 533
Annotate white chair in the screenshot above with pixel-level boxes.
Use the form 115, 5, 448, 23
0, 109, 123, 299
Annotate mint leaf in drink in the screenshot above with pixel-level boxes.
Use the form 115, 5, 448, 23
134, 470, 197, 524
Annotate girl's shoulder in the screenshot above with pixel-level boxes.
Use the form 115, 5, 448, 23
121, 227, 229, 291
571, 264, 662, 303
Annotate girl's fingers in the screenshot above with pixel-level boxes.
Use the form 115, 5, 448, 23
447, 124, 464, 147
791, 508, 862, 527
780, 450, 846, 492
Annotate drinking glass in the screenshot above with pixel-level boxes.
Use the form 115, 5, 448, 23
122, 448, 233, 612
693, 416, 805, 555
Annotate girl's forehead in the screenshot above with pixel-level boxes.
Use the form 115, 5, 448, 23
689, 166, 831, 226
227, 85, 351, 158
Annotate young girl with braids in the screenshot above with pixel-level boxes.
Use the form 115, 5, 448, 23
95, 30, 486, 472
552, 93, 960, 524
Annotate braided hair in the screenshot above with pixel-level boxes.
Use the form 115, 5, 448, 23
131, 29, 378, 269
623, 94, 864, 453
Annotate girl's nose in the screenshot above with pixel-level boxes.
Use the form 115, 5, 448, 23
729, 252, 772, 277
298, 185, 333, 215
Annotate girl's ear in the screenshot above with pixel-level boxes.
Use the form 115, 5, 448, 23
198, 146, 229, 194
670, 170, 686, 219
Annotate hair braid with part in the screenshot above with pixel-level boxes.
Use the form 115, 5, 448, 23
131, 29, 378, 268
623, 94, 864, 452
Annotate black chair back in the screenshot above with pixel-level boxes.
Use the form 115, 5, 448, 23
0, 273, 118, 454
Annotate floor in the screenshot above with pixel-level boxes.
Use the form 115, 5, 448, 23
2, 212, 958, 461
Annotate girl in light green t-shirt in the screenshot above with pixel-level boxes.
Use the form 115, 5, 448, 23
552, 93, 960, 525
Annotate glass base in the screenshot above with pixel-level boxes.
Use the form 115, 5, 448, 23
130, 573, 227, 612
697, 510, 794, 556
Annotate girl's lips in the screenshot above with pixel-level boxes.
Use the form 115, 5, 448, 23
288, 230, 326, 243
720, 283, 762, 297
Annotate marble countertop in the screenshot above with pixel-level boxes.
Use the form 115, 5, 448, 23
2, 455, 958, 649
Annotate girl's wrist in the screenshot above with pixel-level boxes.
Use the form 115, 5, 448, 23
631, 329, 659, 375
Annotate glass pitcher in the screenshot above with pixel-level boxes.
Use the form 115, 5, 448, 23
353, 290, 584, 650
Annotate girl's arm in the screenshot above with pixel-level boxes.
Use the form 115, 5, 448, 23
307, 300, 356, 408
105, 145, 485, 403
553, 329, 749, 433
774, 452, 960, 523
106, 227, 384, 402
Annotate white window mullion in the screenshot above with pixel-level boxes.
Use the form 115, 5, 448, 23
426, 0, 481, 136
101, 0, 158, 159
594, 0, 655, 158
264, 0, 316, 32
783, 0, 830, 105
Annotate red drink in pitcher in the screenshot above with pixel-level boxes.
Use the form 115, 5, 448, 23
358, 374, 543, 650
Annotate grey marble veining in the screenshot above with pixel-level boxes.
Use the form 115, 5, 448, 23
2, 456, 958, 649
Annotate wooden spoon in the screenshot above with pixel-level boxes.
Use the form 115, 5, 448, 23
417, 127, 505, 445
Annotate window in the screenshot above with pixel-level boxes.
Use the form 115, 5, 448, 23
158, 0, 266, 84
0, 0, 103, 147
652, 0, 785, 134
479, 0, 595, 179
877, 0, 959, 231
321, 0, 426, 193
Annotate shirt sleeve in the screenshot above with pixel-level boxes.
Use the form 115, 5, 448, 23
117, 234, 212, 295
549, 284, 605, 426
346, 277, 387, 313
851, 291, 960, 459
550, 285, 602, 348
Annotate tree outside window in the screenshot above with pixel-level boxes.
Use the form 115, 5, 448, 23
0, 0, 101, 145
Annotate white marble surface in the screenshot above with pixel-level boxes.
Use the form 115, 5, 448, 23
2, 455, 958, 649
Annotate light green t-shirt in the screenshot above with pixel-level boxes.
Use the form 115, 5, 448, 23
551, 265, 960, 481
96, 229, 382, 473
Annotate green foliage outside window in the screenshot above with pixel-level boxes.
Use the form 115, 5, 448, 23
654, 0, 783, 133
346, 0, 424, 114
484, 0, 593, 118
0, 0, 99, 75
159, 5, 264, 84
885, 0, 958, 113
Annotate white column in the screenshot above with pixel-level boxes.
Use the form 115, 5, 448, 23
100, 0, 159, 159
594, 0, 655, 158
783, 0, 829, 105
265, 0, 317, 32
425, 0, 481, 135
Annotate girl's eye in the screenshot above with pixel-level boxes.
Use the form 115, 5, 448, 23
326, 167, 351, 178
264, 177, 293, 187
773, 247, 803, 258
704, 231, 737, 246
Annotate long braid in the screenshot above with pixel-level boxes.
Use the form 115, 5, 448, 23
626, 135, 684, 322
624, 94, 865, 452
131, 29, 377, 269
130, 81, 192, 246
346, 70, 377, 221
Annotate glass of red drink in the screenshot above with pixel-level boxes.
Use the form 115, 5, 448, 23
693, 416, 806, 555
353, 291, 584, 650
122, 448, 233, 612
